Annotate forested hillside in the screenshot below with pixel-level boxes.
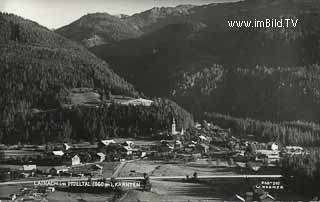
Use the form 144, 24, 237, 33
0, 13, 195, 144
0, 13, 137, 141
1, 98, 194, 144
90, 0, 320, 122
205, 112, 320, 147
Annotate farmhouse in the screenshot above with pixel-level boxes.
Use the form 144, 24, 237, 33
98, 139, 116, 148
52, 151, 64, 156
96, 152, 106, 162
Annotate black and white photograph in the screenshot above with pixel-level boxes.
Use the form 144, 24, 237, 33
0, 0, 319, 201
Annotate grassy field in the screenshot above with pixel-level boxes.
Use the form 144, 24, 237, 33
118, 159, 239, 178
101, 162, 121, 178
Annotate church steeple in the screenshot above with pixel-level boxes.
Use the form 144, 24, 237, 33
172, 118, 177, 135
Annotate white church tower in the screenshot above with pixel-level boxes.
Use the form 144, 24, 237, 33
172, 118, 178, 135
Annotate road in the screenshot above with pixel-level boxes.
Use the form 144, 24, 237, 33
0, 175, 282, 186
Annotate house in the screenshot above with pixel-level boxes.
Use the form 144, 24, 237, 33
123, 146, 133, 155
96, 152, 106, 162
268, 143, 279, 151
247, 162, 263, 172
49, 166, 68, 175
98, 139, 116, 148
174, 140, 183, 149
71, 155, 81, 166
52, 151, 64, 156
199, 135, 208, 142
22, 164, 37, 172
63, 143, 71, 151
123, 141, 134, 147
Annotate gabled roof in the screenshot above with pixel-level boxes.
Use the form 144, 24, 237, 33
96, 152, 106, 157
100, 139, 116, 146
235, 194, 245, 202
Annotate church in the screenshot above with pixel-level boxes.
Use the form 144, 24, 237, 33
171, 118, 184, 136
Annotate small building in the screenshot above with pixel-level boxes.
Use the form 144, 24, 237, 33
98, 139, 116, 148
96, 152, 106, 162
123, 146, 133, 155
22, 164, 37, 172
63, 143, 71, 151
199, 135, 208, 142
123, 141, 134, 147
71, 155, 81, 166
268, 143, 279, 151
52, 151, 64, 156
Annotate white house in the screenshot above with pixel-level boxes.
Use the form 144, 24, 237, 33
52, 151, 64, 156
63, 143, 71, 151
268, 142, 279, 151
71, 155, 81, 166
22, 164, 36, 171
99, 139, 116, 147
96, 152, 106, 162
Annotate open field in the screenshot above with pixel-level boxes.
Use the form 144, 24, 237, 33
118, 159, 239, 178
101, 162, 121, 178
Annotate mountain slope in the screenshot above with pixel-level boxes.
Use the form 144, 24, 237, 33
0, 13, 139, 126
0, 13, 195, 144
90, 0, 320, 121
55, 5, 195, 47
56, 13, 143, 47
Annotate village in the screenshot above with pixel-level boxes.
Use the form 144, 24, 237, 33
0, 118, 306, 202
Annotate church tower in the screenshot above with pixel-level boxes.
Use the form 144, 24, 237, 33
172, 118, 177, 135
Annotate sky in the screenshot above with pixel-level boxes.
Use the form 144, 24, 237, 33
0, 0, 238, 29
